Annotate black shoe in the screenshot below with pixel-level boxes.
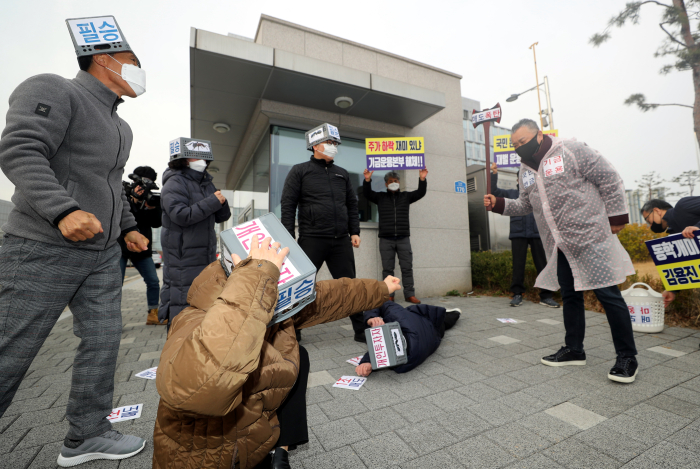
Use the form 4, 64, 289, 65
295, 329, 301, 342
510, 294, 523, 307
272, 448, 291, 469
608, 356, 638, 384
541, 346, 586, 367
354, 333, 366, 343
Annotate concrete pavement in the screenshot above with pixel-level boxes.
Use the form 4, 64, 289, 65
1, 277, 700, 468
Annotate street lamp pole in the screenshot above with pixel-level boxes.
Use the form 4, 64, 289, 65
544, 76, 554, 130
529, 42, 544, 129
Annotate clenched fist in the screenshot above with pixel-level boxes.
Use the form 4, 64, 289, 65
58, 210, 103, 242
124, 231, 150, 252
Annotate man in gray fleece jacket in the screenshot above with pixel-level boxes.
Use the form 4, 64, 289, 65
0, 26, 151, 467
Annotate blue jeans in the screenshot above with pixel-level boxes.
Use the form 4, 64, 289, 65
120, 256, 160, 309
557, 250, 637, 357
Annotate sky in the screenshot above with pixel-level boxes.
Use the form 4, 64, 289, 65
0, 0, 697, 203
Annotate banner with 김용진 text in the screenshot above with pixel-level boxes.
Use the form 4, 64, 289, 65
366, 137, 425, 171
645, 232, 700, 290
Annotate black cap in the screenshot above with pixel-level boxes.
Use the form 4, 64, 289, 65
133, 166, 157, 181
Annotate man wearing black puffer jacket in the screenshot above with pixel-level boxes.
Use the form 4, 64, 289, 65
363, 169, 427, 304
281, 123, 364, 340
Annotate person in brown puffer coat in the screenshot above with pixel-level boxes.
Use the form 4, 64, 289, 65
153, 236, 400, 468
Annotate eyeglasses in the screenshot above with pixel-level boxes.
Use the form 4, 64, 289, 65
322, 140, 339, 147
643, 212, 654, 224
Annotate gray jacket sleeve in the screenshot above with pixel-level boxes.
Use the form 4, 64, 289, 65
120, 185, 137, 232
0, 74, 80, 225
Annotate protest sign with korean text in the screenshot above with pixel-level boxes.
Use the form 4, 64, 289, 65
107, 404, 143, 423
493, 130, 559, 168
134, 367, 158, 380
219, 213, 318, 325
67, 16, 123, 46
332, 376, 367, 390
366, 137, 425, 171
645, 233, 700, 290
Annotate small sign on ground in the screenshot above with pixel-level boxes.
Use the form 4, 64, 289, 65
134, 367, 158, 380
332, 376, 367, 390
107, 404, 143, 423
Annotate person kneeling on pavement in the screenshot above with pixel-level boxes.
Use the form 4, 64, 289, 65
355, 301, 461, 376
153, 236, 401, 469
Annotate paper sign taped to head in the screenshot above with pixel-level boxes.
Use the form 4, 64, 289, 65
219, 213, 318, 325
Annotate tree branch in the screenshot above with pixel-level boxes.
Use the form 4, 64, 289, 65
591, 1, 674, 46
625, 93, 693, 111
659, 22, 689, 47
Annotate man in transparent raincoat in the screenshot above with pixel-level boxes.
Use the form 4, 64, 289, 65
485, 119, 638, 384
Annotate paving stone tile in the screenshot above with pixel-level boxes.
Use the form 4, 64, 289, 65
648, 394, 700, 421
0, 446, 40, 469
440, 409, 493, 439
495, 391, 549, 416
664, 426, 700, 454
355, 407, 408, 436
489, 335, 521, 345
543, 438, 621, 469
307, 370, 335, 388
305, 404, 329, 426
625, 403, 692, 433
647, 346, 687, 357
2, 393, 61, 417
595, 413, 672, 446
574, 424, 648, 463
318, 395, 368, 421
545, 402, 607, 430
14, 421, 68, 450
5, 406, 66, 433
484, 422, 552, 458
520, 412, 580, 444
482, 375, 529, 394
395, 419, 458, 455
469, 399, 525, 426
663, 386, 700, 406
287, 433, 325, 463
620, 441, 699, 468
447, 434, 516, 468
399, 450, 462, 469
455, 382, 505, 402
416, 373, 461, 392
423, 388, 477, 413
352, 431, 417, 468
392, 397, 446, 424
505, 453, 565, 468
311, 417, 368, 451
297, 445, 365, 469
0, 427, 29, 454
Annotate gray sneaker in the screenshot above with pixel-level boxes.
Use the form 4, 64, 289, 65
57, 430, 146, 467
510, 294, 523, 307
539, 298, 561, 308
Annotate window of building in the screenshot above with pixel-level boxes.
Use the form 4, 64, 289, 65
269, 126, 389, 223
231, 133, 270, 223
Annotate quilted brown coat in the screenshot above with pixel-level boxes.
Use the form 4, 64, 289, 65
152, 258, 390, 468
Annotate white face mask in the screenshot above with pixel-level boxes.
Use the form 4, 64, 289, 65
320, 143, 338, 159
188, 159, 208, 172
104, 55, 146, 97
387, 182, 400, 191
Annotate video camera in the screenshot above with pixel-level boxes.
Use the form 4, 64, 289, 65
123, 173, 160, 209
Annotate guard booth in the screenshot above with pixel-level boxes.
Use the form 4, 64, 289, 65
466, 165, 518, 252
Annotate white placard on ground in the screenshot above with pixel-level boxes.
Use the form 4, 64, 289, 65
346, 356, 364, 366
332, 376, 367, 390
497, 318, 518, 324
134, 367, 157, 380
107, 404, 143, 423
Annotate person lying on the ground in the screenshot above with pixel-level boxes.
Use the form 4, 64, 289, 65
355, 301, 461, 376
152, 235, 401, 469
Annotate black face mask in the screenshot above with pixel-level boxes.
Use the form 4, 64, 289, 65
515, 134, 541, 160
650, 222, 666, 234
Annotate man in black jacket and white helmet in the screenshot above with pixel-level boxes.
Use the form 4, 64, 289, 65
281, 123, 364, 340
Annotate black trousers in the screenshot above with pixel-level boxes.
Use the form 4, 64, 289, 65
511, 237, 552, 299
253, 346, 310, 468
379, 237, 415, 299
298, 236, 363, 334
557, 250, 637, 357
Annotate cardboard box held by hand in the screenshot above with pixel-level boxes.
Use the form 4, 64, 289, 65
365, 322, 408, 370
219, 213, 317, 326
